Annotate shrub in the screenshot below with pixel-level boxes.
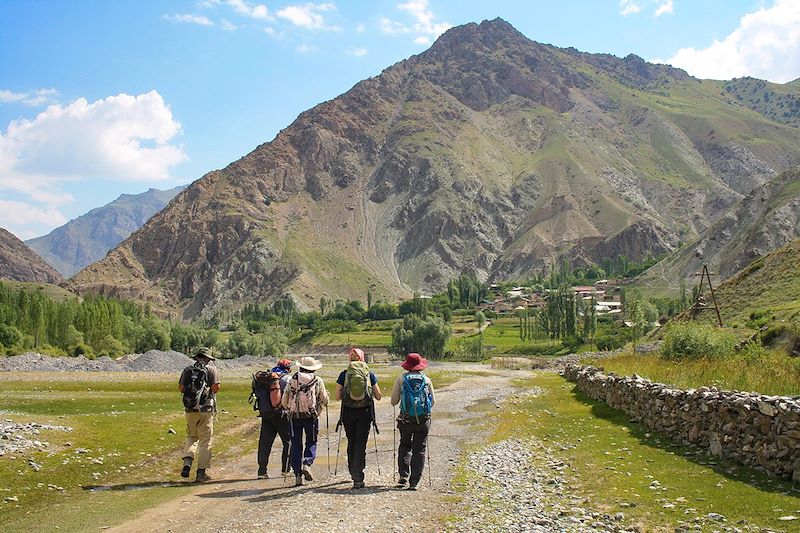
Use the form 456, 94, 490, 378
71, 342, 95, 359
0, 324, 22, 348
660, 323, 737, 360
596, 335, 625, 351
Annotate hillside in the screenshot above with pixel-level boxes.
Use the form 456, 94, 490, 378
699, 238, 800, 326
0, 229, 64, 284
26, 186, 184, 277
634, 166, 800, 294
722, 77, 800, 128
69, 18, 800, 319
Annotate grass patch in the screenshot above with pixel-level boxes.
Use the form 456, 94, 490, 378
589, 351, 800, 395
494, 373, 800, 531
0, 374, 257, 532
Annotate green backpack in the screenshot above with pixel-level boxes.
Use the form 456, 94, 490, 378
342, 361, 373, 409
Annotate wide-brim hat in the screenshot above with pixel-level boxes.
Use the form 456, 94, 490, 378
401, 352, 427, 371
193, 347, 215, 361
296, 356, 323, 371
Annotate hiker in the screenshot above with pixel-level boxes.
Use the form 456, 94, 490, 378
391, 352, 435, 491
252, 358, 293, 479
335, 347, 382, 489
282, 356, 329, 486
178, 347, 220, 483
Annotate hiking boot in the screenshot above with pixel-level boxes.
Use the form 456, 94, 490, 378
395, 477, 407, 488
257, 472, 269, 479
294, 474, 304, 487
352, 481, 365, 489
406, 484, 417, 491
181, 465, 191, 478
301, 464, 314, 481
195, 469, 211, 483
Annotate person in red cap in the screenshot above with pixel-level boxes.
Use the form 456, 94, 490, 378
390, 352, 435, 490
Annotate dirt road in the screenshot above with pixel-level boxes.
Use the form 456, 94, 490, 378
110, 368, 524, 533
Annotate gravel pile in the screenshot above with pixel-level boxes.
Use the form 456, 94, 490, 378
0, 421, 72, 456
452, 438, 632, 533
0, 350, 276, 373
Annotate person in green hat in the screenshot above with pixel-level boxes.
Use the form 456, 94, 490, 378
178, 347, 220, 482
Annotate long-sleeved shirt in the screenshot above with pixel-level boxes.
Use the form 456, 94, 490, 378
390, 371, 435, 408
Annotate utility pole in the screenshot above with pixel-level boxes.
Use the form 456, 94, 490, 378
689, 264, 723, 327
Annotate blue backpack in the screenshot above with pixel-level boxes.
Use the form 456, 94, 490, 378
400, 372, 432, 422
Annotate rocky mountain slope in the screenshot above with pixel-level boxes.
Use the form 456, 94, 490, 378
26, 186, 184, 277
69, 19, 800, 319
635, 166, 800, 294
0, 229, 64, 284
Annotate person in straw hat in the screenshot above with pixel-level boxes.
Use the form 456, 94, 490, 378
391, 352, 435, 490
282, 356, 329, 486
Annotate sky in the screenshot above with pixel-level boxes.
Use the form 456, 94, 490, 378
1, 0, 799, 240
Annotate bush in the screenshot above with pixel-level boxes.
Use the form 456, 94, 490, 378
71, 342, 95, 359
596, 335, 625, 351
660, 323, 737, 360
563, 335, 584, 352
0, 324, 22, 348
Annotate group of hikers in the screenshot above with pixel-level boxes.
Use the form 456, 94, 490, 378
177, 346, 435, 490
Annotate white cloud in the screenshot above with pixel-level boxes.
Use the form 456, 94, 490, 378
355, 23, 365, 33
220, 18, 240, 31
619, 0, 641, 16
295, 43, 318, 53
277, 3, 338, 30
225, 0, 271, 20
0, 88, 59, 107
0, 91, 186, 238
0, 199, 68, 240
654, 0, 673, 17
658, 0, 800, 83
381, 0, 451, 43
163, 13, 214, 26
263, 26, 286, 38
348, 47, 368, 56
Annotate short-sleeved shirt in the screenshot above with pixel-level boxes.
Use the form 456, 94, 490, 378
179, 363, 220, 412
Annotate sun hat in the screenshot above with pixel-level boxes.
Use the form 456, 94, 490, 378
296, 356, 323, 371
401, 352, 427, 371
193, 347, 215, 361
349, 347, 365, 362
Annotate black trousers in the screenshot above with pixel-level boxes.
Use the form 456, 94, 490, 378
257, 413, 290, 474
342, 405, 372, 483
397, 417, 431, 486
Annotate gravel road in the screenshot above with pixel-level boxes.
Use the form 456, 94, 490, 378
108, 369, 525, 533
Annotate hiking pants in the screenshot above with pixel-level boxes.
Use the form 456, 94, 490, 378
342, 405, 372, 483
183, 411, 214, 469
289, 417, 318, 475
258, 414, 290, 474
397, 417, 430, 487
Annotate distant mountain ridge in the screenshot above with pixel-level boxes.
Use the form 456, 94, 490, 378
0, 229, 63, 284
27, 186, 184, 277
69, 18, 800, 319
635, 166, 800, 294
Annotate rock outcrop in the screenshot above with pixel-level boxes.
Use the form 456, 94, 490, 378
0, 229, 64, 284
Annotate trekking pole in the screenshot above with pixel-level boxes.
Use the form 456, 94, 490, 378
334, 417, 342, 476
325, 404, 331, 475
392, 405, 397, 483
370, 401, 381, 476
426, 418, 432, 488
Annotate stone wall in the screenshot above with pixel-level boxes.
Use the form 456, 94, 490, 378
563, 364, 800, 482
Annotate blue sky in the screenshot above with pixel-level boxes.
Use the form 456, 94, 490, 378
1, 0, 799, 240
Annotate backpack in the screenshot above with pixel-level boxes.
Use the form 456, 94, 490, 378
287, 372, 319, 419
342, 361, 373, 409
250, 371, 283, 416
400, 372, 432, 422
182, 364, 209, 411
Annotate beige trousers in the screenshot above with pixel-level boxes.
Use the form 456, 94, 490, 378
183, 411, 214, 469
